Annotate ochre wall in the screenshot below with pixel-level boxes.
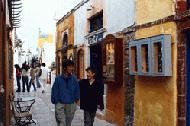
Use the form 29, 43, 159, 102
56, 13, 74, 73
56, 13, 74, 50
56, 26, 62, 51
134, 22, 177, 126
135, 0, 175, 25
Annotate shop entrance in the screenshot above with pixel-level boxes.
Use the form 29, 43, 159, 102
186, 30, 190, 126
90, 43, 103, 81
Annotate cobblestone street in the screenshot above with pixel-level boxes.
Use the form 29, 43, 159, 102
13, 84, 116, 126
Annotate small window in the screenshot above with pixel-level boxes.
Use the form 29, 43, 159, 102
141, 44, 149, 73
105, 43, 115, 80
130, 46, 138, 73
129, 34, 172, 76
153, 42, 163, 73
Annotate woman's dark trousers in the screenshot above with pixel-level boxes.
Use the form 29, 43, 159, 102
22, 76, 29, 92
16, 76, 21, 92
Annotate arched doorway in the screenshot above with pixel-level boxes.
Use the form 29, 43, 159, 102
62, 33, 68, 61
77, 49, 84, 79
63, 33, 68, 48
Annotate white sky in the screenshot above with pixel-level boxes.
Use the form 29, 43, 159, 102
17, 0, 79, 53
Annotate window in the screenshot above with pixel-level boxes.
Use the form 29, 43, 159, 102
62, 33, 68, 49
153, 42, 162, 73
129, 34, 172, 76
105, 43, 115, 80
89, 11, 103, 32
130, 46, 138, 73
141, 44, 149, 73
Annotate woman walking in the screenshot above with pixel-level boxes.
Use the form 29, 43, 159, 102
21, 63, 29, 92
14, 64, 21, 92
29, 64, 36, 92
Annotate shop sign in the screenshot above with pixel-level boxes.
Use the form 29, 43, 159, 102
88, 33, 103, 45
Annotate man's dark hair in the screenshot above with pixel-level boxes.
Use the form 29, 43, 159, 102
85, 66, 96, 74
63, 59, 74, 69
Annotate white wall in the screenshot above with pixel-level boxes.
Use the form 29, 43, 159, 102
74, 1, 90, 45
42, 43, 55, 67
104, 0, 135, 34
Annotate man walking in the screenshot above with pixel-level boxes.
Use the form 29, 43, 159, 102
40, 63, 48, 93
79, 67, 104, 126
51, 60, 80, 126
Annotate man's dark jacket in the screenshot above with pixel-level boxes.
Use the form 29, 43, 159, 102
51, 74, 80, 104
79, 79, 104, 111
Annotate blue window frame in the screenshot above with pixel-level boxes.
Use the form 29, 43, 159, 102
139, 39, 151, 75
129, 41, 139, 75
129, 34, 172, 76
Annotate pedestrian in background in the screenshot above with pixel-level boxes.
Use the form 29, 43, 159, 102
40, 63, 48, 93
51, 59, 80, 126
79, 67, 104, 126
35, 63, 42, 88
14, 64, 21, 92
21, 63, 30, 92
29, 64, 36, 92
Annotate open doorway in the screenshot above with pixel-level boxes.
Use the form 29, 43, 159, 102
90, 43, 103, 81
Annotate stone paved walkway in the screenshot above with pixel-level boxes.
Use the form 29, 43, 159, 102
13, 84, 116, 126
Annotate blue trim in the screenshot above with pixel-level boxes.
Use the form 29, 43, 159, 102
128, 34, 172, 76
186, 31, 190, 126
139, 39, 151, 75
151, 40, 164, 75
129, 41, 139, 75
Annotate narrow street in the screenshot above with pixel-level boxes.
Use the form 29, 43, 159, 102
13, 84, 116, 126
2, 0, 190, 126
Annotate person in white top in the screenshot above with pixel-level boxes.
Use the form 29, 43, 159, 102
21, 63, 29, 92
40, 63, 48, 93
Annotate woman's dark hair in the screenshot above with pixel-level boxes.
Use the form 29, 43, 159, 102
62, 59, 74, 69
22, 63, 29, 71
14, 64, 20, 69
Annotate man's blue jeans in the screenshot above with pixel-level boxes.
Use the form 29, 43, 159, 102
36, 76, 41, 88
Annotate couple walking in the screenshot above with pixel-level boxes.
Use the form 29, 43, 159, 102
51, 60, 104, 126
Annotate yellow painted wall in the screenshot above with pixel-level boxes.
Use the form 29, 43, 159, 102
134, 22, 177, 126
135, 0, 175, 25
56, 26, 63, 51
67, 49, 73, 59
56, 13, 74, 51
